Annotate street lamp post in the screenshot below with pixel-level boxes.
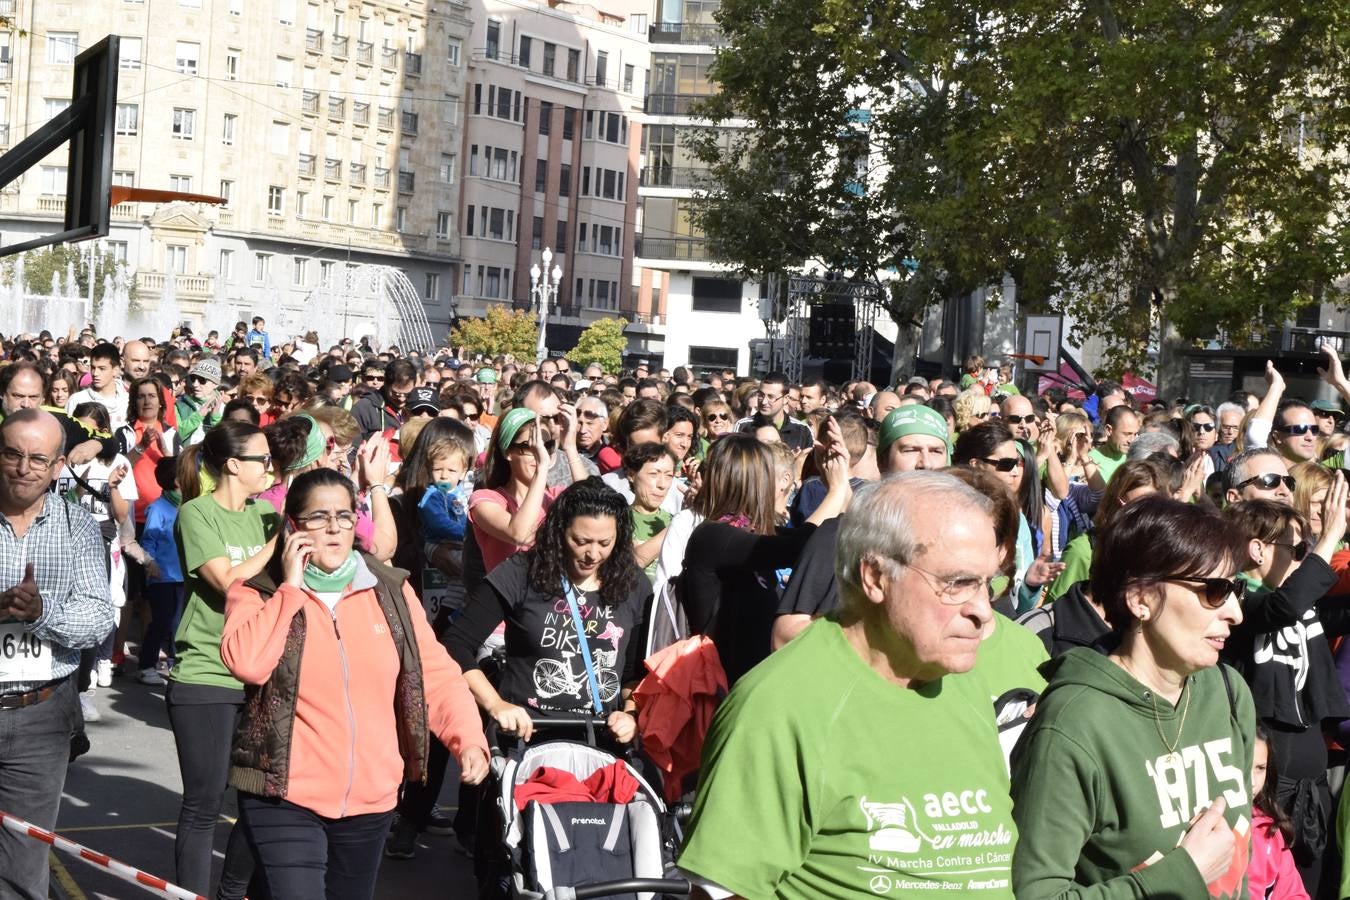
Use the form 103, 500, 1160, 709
530, 246, 563, 363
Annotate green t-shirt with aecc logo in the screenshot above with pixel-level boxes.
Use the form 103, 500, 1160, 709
679, 619, 1017, 899
171, 494, 280, 689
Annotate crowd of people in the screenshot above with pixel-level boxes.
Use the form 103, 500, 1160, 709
7, 319, 1350, 899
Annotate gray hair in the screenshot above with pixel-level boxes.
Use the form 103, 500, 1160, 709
1127, 430, 1180, 460
836, 471, 993, 613
1215, 402, 1244, 422
1226, 446, 1284, 491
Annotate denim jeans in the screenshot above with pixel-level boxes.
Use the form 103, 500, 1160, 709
0, 677, 80, 900
138, 583, 183, 671
238, 794, 395, 900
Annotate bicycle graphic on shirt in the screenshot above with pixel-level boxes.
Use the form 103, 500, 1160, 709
533, 649, 621, 703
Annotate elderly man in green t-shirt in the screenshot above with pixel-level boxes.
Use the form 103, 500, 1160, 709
680, 471, 1018, 899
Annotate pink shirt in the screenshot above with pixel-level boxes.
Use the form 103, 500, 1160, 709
1248, 812, 1308, 900
468, 485, 564, 574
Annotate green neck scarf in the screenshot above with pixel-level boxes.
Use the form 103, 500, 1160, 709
162, 489, 182, 508
303, 551, 360, 593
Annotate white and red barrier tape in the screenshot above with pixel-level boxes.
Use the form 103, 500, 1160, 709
0, 810, 207, 900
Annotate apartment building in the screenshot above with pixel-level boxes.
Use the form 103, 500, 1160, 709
460, 0, 663, 360
0, 0, 470, 341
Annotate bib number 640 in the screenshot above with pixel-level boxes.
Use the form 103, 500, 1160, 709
0, 630, 42, 660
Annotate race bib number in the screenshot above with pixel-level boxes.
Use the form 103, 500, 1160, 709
0, 622, 52, 683
422, 568, 449, 622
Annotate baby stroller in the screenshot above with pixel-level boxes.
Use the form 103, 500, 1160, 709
487, 716, 691, 900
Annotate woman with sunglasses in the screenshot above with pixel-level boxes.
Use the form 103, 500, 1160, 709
1223, 484, 1350, 895
700, 398, 735, 445
953, 386, 992, 433
168, 420, 281, 898
220, 468, 487, 900
1013, 495, 1254, 899
470, 408, 565, 577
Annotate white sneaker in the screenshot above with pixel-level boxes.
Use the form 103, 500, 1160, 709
137, 668, 166, 686
79, 690, 100, 722
95, 659, 113, 687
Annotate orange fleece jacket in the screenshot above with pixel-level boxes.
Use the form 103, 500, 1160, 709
222, 578, 488, 819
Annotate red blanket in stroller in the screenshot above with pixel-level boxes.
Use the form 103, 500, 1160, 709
514, 761, 641, 811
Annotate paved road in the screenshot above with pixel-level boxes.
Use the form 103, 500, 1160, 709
50, 677, 477, 900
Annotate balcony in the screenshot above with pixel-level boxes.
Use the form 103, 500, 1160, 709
639, 166, 711, 189
377, 107, 394, 129
349, 162, 366, 185
397, 170, 415, 192
0, 60, 10, 81
635, 235, 708, 261
356, 40, 373, 64
305, 28, 323, 52
381, 46, 399, 69
36, 196, 65, 216
352, 101, 370, 125
0, 0, 13, 13
111, 203, 139, 221
374, 167, 390, 189
644, 93, 712, 116
649, 21, 724, 44
331, 35, 348, 58
298, 153, 316, 177
327, 96, 345, 120
301, 90, 319, 114
404, 52, 422, 76
138, 272, 214, 297
324, 158, 341, 180
400, 111, 418, 135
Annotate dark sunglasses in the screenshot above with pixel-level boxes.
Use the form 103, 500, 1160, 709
189, 375, 211, 385
1235, 473, 1296, 492
1276, 423, 1318, 436
364, 374, 385, 383
1001, 414, 1035, 425
1160, 576, 1246, 609
1271, 540, 1311, 562
980, 457, 1021, 472
706, 412, 731, 421
508, 440, 556, 454
1191, 422, 1216, 432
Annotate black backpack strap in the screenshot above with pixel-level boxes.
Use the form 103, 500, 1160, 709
1219, 664, 1237, 720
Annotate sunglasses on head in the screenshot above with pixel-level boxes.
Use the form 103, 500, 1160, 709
1236, 472, 1296, 492
1160, 576, 1246, 609
1276, 423, 1318, 436
980, 456, 1021, 472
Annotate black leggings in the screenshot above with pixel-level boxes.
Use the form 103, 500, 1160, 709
166, 685, 255, 899
239, 794, 394, 900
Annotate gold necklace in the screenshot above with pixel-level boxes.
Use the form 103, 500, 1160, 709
1114, 656, 1191, 761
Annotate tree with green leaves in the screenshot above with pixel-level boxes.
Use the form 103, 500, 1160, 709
3, 244, 126, 325
451, 305, 538, 360
566, 317, 629, 374
695, 1, 1350, 386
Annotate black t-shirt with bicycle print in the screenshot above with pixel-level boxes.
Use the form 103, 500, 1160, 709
482, 554, 650, 717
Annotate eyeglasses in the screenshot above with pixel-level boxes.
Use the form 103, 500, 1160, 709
1001, 414, 1035, 425
904, 561, 997, 606
189, 375, 210, 385
1218, 423, 1240, 431
1190, 422, 1216, 432
1269, 539, 1311, 562
464, 412, 481, 421
706, 412, 731, 421
1159, 576, 1246, 610
0, 447, 56, 472
1276, 423, 1318, 436
293, 510, 358, 531
246, 394, 270, 406
979, 457, 1021, 472
1235, 473, 1296, 492
235, 454, 272, 468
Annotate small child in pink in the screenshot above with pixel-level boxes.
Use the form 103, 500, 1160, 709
1249, 725, 1308, 900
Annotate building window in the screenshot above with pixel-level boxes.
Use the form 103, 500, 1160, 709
319, 260, 334, 286
691, 276, 744, 313
174, 41, 200, 75
267, 185, 285, 215
555, 219, 567, 253
371, 202, 382, 227
254, 252, 272, 283
531, 216, 543, 250
120, 37, 142, 69
465, 205, 474, 236
436, 211, 451, 238
439, 153, 456, 184
559, 164, 571, 196
542, 42, 556, 76
219, 179, 234, 206
562, 107, 575, 141
632, 14, 647, 34
396, 206, 407, 231
171, 107, 196, 140
425, 272, 440, 300
348, 199, 358, 224
45, 98, 70, 118
115, 104, 138, 136
39, 166, 67, 195
112, 170, 135, 187
623, 64, 634, 93
538, 100, 552, 135
518, 35, 532, 69
322, 195, 334, 221
108, 241, 129, 265
269, 120, 287, 153
488, 208, 505, 240
594, 51, 608, 86
534, 159, 547, 193
225, 49, 240, 80
47, 33, 78, 65
485, 20, 500, 60
567, 48, 580, 82
447, 38, 461, 66
278, 0, 296, 25
577, 220, 587, 252
221, 113, 236, 145
169, 174, 192, 192
274, 57, 293, 88
166, 244, 187, 275
218, 249, 233, 279
292, 257, 308, 286
295, 190, 306, 217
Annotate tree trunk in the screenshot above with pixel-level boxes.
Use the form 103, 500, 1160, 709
1155, 297, 1189, 399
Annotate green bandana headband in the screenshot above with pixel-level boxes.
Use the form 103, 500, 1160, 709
287, 414, 326, 472
879, 405, 951, 458
303, 550, 359, 592
496, 407, 538, 453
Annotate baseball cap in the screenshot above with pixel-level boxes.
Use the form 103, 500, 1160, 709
1311, 400, 1345, 418
327, 364, 354, 383
408, 386, 440, 414
189, 358, 222, 385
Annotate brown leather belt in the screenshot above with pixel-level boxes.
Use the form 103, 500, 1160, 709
0, 678, 66, 710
